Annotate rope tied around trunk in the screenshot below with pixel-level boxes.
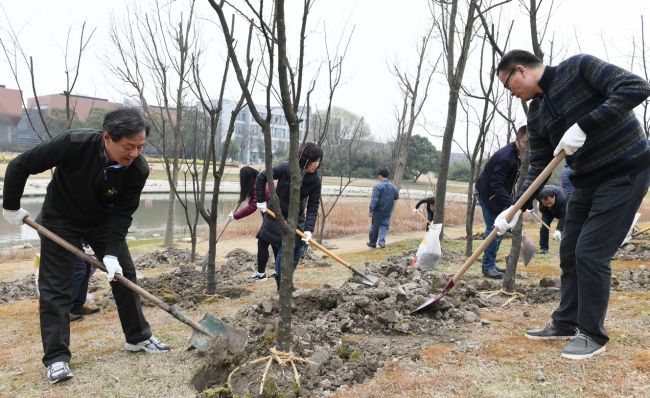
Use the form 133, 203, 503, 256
227, 346, 317, 395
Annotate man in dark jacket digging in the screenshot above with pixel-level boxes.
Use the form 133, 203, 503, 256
474, 125, 528, 279
535, 184, 567, 254
2, 108, 169, 384
494, 50, 650, 360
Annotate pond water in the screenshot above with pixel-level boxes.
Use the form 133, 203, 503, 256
0, 193, 240, 249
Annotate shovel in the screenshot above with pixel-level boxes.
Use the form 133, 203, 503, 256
23, 217, 247, 353
265, 209, 379, 286
411, 150, 566, 314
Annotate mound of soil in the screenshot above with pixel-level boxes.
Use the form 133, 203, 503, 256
194, 248, 563, 397
614, 242, 650, 261
135, 247, 199, 269
613, 265, 650, 291
0, 276, 37, 303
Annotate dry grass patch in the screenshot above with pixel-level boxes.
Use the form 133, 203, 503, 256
631, 350, 650, 372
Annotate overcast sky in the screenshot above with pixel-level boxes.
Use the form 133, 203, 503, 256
1, 0, 649, 152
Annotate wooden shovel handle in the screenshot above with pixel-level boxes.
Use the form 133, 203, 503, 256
23, 217, 215, 337
265, 209, 355, 271
450, 150, 566, 284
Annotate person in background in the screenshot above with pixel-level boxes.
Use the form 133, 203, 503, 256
495, 49, 650, 360
474, 125, 528, 279
255, 142, 323, 290
561, 164, 575, 198
535, 185, 567, 254
228, 166, 275, 281
414, 196, 435, 230
2, 107, 169, 385
367, 167, 400, 249
70, 242, 100, 321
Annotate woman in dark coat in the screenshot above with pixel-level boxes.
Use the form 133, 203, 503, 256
255, 142, 323, 290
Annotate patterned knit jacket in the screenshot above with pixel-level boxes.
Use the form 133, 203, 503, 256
523, 54, 650, 193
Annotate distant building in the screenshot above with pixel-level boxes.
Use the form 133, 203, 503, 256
26, 93, 120, 122
219, 99, 308, 164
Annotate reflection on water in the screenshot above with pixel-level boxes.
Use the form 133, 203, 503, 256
0, 193, 239, 248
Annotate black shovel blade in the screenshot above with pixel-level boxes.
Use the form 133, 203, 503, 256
351, 266, 379, 286
411, 279, 455, 314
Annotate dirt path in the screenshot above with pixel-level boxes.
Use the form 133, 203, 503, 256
0, 226, 648, 397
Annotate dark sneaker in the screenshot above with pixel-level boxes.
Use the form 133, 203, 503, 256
495, 266, 506, 273
47, 361, 73, 384
561, 332, 606, 359
72, 306, 100, 316
366, 242, 376, 249
378, 242, 386, 248
125, 336, 170, 353
540, 248, 548, 254
251, 272, 267, 280
525, 322, 575, 340
69, 313, 83, 322
482, 267, 504, 279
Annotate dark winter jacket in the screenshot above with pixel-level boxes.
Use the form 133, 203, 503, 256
255, 162, 321, 246
369, 179, 399, 216
537, 185, 567, 231
2, 129, 149, 256
475, 142, 520, 215
522, 54, 650, 192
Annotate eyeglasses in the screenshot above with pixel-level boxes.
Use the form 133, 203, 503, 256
503, 66, 518, 90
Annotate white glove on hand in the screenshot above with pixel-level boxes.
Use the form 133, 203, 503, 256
554, 123, 586, 156
553, 230, 562, 240
2, 208, 30, 225
494, 206, 522, 236
301, 231, 312, 244
256, 202, 268, 213
228, 211, 235, 220
103, 255, 123, 282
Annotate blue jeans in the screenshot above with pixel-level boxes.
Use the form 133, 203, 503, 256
552, 168, 649, 346
274, 239, 305, 280
538, 212, 555, 251
71, 256, 93, 313
479, 198, 503, 272
368, 213, 391, 247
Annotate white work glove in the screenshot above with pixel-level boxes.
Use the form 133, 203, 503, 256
256, 202, 268, 213
2, 208, 30, 225
102, 255, 123, 282
228, 211, 235, 220
553, 230, 562, 240
554, 123, 586, 156
82, 244, 95, 256
301, 231, 312, 245
494, 206, 522, 236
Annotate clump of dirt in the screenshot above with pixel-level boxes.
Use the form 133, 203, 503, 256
194, 247, 563, 397
135, 247, 199, 269
613, 265, 649, 291
614, 242, 650, 261
0, 276, 37, 303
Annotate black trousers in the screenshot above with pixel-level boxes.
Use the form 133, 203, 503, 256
552, 168, 649, 346
38, 214, 151, 367
538, 211, 556, 251
256, 238, 278, 274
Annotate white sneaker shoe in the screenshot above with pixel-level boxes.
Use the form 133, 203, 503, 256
47, 361, 73, 384
251, 272, 267, 280
125, 336, 170, 353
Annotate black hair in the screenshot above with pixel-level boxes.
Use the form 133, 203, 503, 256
298, 142, 324, 171
537, 186, 556, 201
496, 50, 543, 74
239, 166, 259, 202
378, 167, 390, 178
103, 107, 150, 141
516, 125, 528, 139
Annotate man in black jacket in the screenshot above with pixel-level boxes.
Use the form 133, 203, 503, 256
535, 185, 567, 254
2, 108, 169, 384
474, 125, 528, 279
